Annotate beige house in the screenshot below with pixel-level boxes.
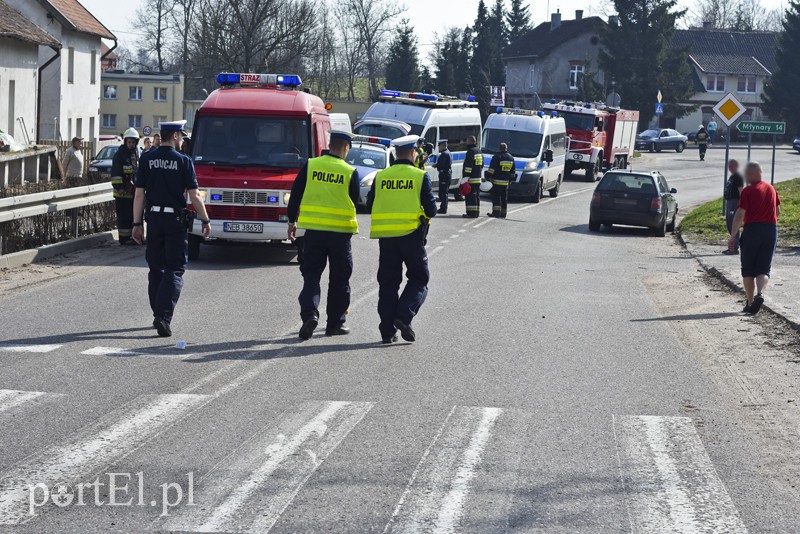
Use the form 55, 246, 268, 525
99, 71, 184, 136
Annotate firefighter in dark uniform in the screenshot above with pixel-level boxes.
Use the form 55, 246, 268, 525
486, 142, 515, 218
368, 135, 438, 344
415, 137, 428, 170
132, 120, 211, 338
697, 125, 709, 161
111, 128, 140, 244
288, 130, 361, 340
435, 139, 451, 214
463, 135, 483, 218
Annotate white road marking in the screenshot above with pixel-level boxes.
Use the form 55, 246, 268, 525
80, 346, 141, 356
0, 345, 62, 353
0, 393, 211, 525
614, 415, 747, 533
428, 246, 444, 258
0, 389, 47, 414
161, 400, 372, 533
384, 406, 503, 534
450, 234, 459, 239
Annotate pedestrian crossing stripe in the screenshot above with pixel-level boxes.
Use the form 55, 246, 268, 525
0, 389, 48, 414
0, 345, 62, 353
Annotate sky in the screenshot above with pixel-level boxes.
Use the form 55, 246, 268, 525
81, 0, 787, 66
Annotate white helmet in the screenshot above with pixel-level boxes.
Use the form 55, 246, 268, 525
480, 181, 493, 192
123, 128, 140, 140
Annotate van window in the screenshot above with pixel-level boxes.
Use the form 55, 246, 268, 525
440, 125, 481, 152
482, 128, 543, 158
551, 133, 567, 155
423, 127, 438, 145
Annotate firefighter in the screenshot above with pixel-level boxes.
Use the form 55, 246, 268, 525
415, 137, 428, 170
435, 139, 451, 214
463, 135, 483, 218
132, 120, 211, 337
111, 128, 141, 244
367, 135, 438, 344
486, 142, 515, 218
288, 130, 361, 340
697, 125, 709, 161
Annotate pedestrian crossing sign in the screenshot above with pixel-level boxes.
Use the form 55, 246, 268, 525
655, 103, 664, 115
712, 93, 746, 126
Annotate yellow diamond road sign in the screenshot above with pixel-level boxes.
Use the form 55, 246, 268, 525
713, 93, 746, 126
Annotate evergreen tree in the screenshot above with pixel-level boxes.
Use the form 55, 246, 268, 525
599, 0, 696, 128
506, 0, 533, 43
434, 28, 465, 96
385, 20, 421, 92
764, 1, 800, 134
471, 0, 495, 117
419, 66, 434, 92
489, 0, 507, 85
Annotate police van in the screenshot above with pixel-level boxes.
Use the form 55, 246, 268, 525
481, 108, 567, 203
353, 90, 482, 194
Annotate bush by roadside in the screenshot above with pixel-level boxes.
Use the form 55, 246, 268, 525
679, 177, 800, 247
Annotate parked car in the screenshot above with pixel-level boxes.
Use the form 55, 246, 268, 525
794, 137, 800, 153
344, 136, 393, 208
635, 129, 688, 153
589, 170, 678, 237
87, 144, 120, 183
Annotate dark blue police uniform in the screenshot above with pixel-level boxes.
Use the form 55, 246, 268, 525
135, 145, 198, 325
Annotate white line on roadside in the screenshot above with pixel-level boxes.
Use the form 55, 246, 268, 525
0, 344, 62, 353
80, 346, 141, 356
0, 393, 211, 526
0, 389, 47, 414
384, 406, 503, 534
161, 400, 372, 533
614, 415, 747, 533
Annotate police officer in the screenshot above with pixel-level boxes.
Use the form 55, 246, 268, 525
288, 131, 361, 340
463, 135, 483, 218
486, 142, 515, 218
368, 135, 438, 344
697, 125, 709, 161
435, 139, 451, 214
415, 138, 428, 170
111, 128, 140, 244
132, 120, 211, 337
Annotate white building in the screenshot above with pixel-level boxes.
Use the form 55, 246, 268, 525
5, 0, 116, 144
0, 0, 61, 143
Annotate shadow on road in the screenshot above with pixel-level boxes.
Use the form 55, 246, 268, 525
631, 312, 741, 322
3, 327, 156, 345
559, 224, 658, 238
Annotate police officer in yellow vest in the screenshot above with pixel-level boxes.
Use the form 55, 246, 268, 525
486, 142, 515, 218
288, 131, 361, 340
368, 135, 438, 344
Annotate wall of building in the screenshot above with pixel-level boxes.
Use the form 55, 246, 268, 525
99, 73, 184, 136
0, 38, 40, 142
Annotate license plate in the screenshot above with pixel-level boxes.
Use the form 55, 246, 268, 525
223, 222, 263, 233
614, 198, 638, 206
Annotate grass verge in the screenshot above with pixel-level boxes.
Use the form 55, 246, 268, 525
680, 177, 800, 247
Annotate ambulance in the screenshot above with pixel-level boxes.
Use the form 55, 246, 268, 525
187, 73, 331, 260
353, 90, 482, 194
481, 108, 567, 202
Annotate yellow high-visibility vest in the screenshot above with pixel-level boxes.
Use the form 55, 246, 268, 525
297, 155, 358, 233
370, 164, 426, 239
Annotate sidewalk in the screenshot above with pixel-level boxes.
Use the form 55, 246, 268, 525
681, 236, 800, 328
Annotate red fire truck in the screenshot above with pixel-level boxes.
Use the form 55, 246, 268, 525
186, 73, 331, 259
542, 101, 639, 182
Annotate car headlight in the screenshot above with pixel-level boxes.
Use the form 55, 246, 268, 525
283, 192, 291, 205
360, 171, 376, 187
524, 161, 542, 172
89, 167, 98, 173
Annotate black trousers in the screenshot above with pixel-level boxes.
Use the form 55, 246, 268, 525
491, 184, 508, 217
298, 230, 353, 326
465, 182, 480, 217
438, 174, 450, 213
145, 212, 188, 323
699, 144, 707, 160
115, 197, 134, 243
377, 226, 429, 340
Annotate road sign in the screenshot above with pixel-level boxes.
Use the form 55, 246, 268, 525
655, 103, 664, 115
142, 125, 153, 136
712, 93, 746, 126
657, 90, 662, 103
736, 121, 786, 135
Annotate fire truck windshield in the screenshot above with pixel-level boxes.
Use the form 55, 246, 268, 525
561, 113, 596, 132
482, 128, 543, 158
192, 116, 310, 168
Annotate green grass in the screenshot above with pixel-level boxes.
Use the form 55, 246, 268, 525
680, 177, 800, 247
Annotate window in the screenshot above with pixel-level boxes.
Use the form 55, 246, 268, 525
154, 87, 168, 101
67, 47, 74, 84
529, 64, 536, 88
103, 85, 117, 99
128, 115, 142, 128
102, 114, 116, 129
153, 115, 167, 128
67, 118, 72, 139
482, 128, 543, 158
90, 50, 97, 84
551, 133, 567, 155
89, 117, 95, 141
7, 80, 15, 136
737, 76, 756, 93
438, 125, 482, 152
706, 75, 725, 92
569, 64, 584, 90
129, 86, 143, 101
76, 118, 82, 138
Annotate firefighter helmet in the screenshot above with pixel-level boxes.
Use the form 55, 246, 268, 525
122, 128, 140, 140
480, 180, 493, 192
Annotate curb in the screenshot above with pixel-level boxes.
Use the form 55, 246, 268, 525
0, 231, 117, 270
676, 231, 800, 331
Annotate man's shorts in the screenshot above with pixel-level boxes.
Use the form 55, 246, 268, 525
740, 222, 778, 277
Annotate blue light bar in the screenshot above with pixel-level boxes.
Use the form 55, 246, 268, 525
551, 111, 558, 117
468, 95, 476, 102
409, 92, 439, 102
381, 90, 401, 97
217, 73, 241, 84
550, 98, 557, 104
276, 75, 302, 87
352, 135, 392, 147
216, 73, 302, 87
496, 107, 503, 113
537, 111, 545, 117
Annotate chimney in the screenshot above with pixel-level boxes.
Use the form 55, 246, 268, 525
551, 9, 562, 31
608, 15, 619, 26
702, 20, 713, 30
575, 10, 584, 20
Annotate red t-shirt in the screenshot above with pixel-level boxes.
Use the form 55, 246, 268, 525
739, 180, 781, 225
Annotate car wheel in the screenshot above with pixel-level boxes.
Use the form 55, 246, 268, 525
654, 215, 667, 237
585, 161, 598, 182
649, 142, 656, 153
655, 144, 662, 153
532, 179, 543, 204
549, 177, 561, 198
676, 142, 685, 153
589, 217, 601, 232
188, 234, 201, 261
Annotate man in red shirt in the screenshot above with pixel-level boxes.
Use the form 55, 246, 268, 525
728, 162, 781, 314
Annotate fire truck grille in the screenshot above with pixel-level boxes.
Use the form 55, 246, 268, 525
221, 190, 271, 205
206, 205, 283, 221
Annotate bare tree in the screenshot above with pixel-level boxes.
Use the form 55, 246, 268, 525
134, 0, 175, 72
171, 0, 198, 73
335, 2, 366, 101
688, 0, 784, 30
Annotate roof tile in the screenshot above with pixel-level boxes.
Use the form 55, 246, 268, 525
0, 0, 60, 48
40, 0, 115, 39
504, 17, 605, 59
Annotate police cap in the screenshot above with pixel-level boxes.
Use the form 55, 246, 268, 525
330, 130, 354, 145
391, 135, 419, 150
438, 139, 448, 145
159, 120, 189, 136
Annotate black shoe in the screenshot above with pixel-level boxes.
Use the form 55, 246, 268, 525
325, 325, 351, 336
743, 303, 752, 314
393, 319, 416, 342
487, 212, 496, 217
437, 209, 447, 214
750, 294, 765, 315
299, 317, 318, 340
153, 318, 172, 337
381, 335, 399, 344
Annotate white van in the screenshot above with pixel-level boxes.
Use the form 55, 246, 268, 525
481, 109, 567, 203
353, 90, 482, 193
328, 113, 352, 133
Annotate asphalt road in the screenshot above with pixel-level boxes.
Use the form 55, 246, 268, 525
1, 146, 799, 533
